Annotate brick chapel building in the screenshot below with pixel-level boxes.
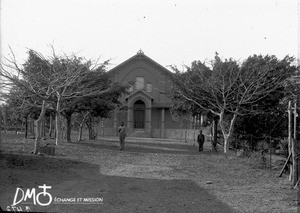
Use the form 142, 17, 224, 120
102, 50, 202, 139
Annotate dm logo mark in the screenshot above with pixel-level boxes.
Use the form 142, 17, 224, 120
12, 184, 53, 206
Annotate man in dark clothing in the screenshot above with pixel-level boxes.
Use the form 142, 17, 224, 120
118, 122, 126, 150
197, 130, 205, 152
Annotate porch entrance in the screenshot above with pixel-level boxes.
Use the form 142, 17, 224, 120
133, 100, 145, 129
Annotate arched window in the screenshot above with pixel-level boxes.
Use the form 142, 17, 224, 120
136, 77, 144, 90
146, 82, 152, 92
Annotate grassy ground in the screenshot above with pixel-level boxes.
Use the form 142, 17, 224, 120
0, 132, 298, 213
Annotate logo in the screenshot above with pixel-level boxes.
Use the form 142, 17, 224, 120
12, 184, 53, 206
5, 184, 104, 212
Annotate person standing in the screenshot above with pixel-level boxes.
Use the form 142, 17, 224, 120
197, 130, 205, 152
118, 122, 126, 150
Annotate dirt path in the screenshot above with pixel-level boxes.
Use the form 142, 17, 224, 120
0, 134, 298, 212
0, 153, 238, 213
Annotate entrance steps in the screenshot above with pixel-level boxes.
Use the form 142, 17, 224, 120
98, 136, 184, 144
129, 130, 150, 138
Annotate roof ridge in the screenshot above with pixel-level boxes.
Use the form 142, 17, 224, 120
108, 51, 173, 75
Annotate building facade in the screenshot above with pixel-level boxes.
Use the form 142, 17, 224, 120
102, 50, 199, 139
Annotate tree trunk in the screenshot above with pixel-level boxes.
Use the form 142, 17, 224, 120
78, 112, 89, 142
33, 100, 47, 154
1, 107, 7, 133
88, 124, 94, 140
30, 118, 34, 137
219, 111, 238, 154
223, 135, 230, 154
193, 116, 196, 146
48, 114, 53, 138
55, 95, 61, 145
213, 116, 218, 145
86, 114, 95, 140
55, 112, 60, 145
62, 122, 66, 139
54, 124, 56, 139
210, 115, 218, 151
78, 121, 84, 142
25, 116, 28, 139
42, 116, 46, 140
65, 112, 72, 143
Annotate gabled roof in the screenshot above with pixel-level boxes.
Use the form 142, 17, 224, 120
125, 89, 154, 102
108, 50, 173, 75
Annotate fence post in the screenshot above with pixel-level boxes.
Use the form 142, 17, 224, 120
293, 102, 298, 185
288, 101, 292, 181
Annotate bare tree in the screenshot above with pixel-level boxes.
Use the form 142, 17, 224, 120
171, 53, 296, 153
0, 49, 112, 153
48, 54, 112, 145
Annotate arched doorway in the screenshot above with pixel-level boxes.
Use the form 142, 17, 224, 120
133, 100, 145, 129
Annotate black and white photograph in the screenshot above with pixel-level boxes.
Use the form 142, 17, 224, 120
0, 0, 299, 212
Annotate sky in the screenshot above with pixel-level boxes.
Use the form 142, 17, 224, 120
1, 0, 298, 70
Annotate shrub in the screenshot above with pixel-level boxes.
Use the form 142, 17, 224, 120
277, 138, 289, 157
248, 151, 268, 169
